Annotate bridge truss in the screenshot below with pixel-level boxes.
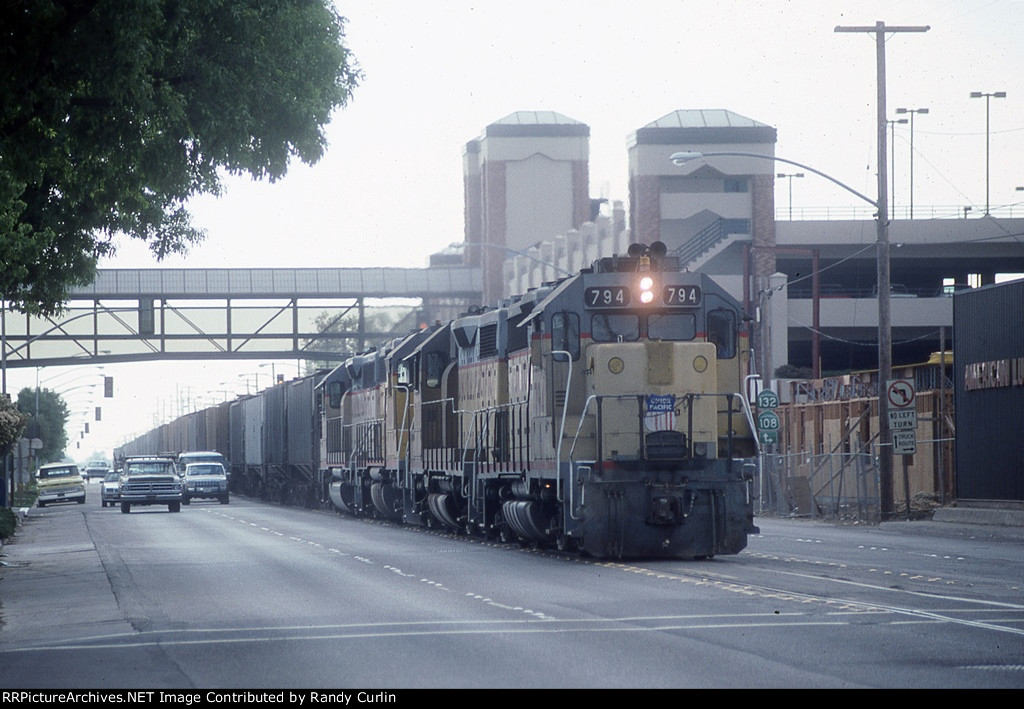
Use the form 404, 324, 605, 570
1, 266, 481, 370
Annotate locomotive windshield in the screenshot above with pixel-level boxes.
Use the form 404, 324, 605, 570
648, 313, 697, 341
591, 313, 640, 342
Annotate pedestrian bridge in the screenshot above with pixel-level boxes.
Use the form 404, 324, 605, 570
1, 266, 481, 369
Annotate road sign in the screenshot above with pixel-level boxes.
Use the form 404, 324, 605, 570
759, 430, 778, 445
757, 410, 780, 431
888, 409, 917, 430
887, 379, 915, 409
893, 430, 916, 455
756, 389, 780, 410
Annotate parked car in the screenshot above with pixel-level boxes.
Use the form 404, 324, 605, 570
100, 471, 121, 507
36, 463, 86, 507
182, 462, 230, 505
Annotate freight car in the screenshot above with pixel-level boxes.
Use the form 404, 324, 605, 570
320, 243, 760, 558
115, 375, 322, 506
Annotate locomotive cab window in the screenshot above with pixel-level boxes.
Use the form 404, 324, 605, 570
328, 381, 344, 409
397, 363, 411, 386
707, 309, 737, 358
424, 352, 446, 388
591, 313, 639, 342
551, 312, 580, 360
648, 313, 697, 341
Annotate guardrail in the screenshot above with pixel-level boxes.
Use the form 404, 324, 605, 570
776, 204, 1024, 221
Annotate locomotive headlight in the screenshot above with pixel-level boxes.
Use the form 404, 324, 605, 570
638, 275, 656, 304
693, 355, 709, 373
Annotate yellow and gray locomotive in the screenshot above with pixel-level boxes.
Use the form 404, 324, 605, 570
322, 242, 760, 558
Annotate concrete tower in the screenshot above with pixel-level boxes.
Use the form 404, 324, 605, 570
464, 111, 590, 304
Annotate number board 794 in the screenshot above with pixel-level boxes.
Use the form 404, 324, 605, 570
584, 284, 702, 309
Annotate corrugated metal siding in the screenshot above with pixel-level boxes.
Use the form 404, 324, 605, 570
263, 385, 287, 466
229, 401, 245, 473
954, 280, 1024, 501
285, 376, 316, 470
242, 396, 263, 466
210, 403, 231, 462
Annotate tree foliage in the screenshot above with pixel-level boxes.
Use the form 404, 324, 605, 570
303, 306, 421, 372
17, 387, 70, 464
0, 393, 28, 454
0, 0, 361, 315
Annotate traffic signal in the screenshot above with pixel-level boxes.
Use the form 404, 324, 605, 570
95, 406, 102, 421
104, 376, 114, 397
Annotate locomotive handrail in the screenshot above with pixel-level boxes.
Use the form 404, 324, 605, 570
734, 391, 760, 455
340, 415, 385, 472
567, 394, 599, 519
565, 390, 758, 518
394, 385, 413, 488
552, 349, 573, 504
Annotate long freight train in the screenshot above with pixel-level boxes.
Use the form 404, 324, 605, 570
117, 243, 761, 558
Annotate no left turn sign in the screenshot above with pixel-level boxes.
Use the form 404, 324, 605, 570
887, 380, 915, 409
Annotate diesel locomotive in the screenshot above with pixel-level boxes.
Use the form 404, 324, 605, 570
320, 242, 760, 558
115, 242, 761, 559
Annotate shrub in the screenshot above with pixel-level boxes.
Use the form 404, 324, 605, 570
0, 507, 17, 541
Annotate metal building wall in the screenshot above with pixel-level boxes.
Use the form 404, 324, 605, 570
954, 280, 1024, 501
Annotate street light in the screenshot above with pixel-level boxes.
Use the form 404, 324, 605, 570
970, 91, 1006, 215
671, 149, 893, 515
886, 118, 908, 215
895, 107, 929, 218
776, 172, 804, 220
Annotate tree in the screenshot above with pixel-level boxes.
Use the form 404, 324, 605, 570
0, 1, 361, 315
0, 393, 28, 455
17, 387, 69, 465
303, 305, 421, 372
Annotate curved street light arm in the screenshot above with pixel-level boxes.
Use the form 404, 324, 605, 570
669, 151, 878, 210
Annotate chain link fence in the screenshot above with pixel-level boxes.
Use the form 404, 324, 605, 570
757, 436, 954, 524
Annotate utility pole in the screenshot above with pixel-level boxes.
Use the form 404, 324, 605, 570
835, 21, 929, 520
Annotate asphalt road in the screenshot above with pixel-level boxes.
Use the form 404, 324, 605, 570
2, 485, 1023, 689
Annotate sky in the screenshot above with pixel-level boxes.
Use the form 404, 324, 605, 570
7, 0, 1024, 463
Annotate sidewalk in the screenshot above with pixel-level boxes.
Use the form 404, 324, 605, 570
930, 505, 1024, 528
0, 505, 134, 647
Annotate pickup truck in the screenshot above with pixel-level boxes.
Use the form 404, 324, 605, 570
119, 456, 183, 513
36, 463, 87, 507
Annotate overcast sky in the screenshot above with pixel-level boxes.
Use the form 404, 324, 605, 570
11, 0, 1023, 462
